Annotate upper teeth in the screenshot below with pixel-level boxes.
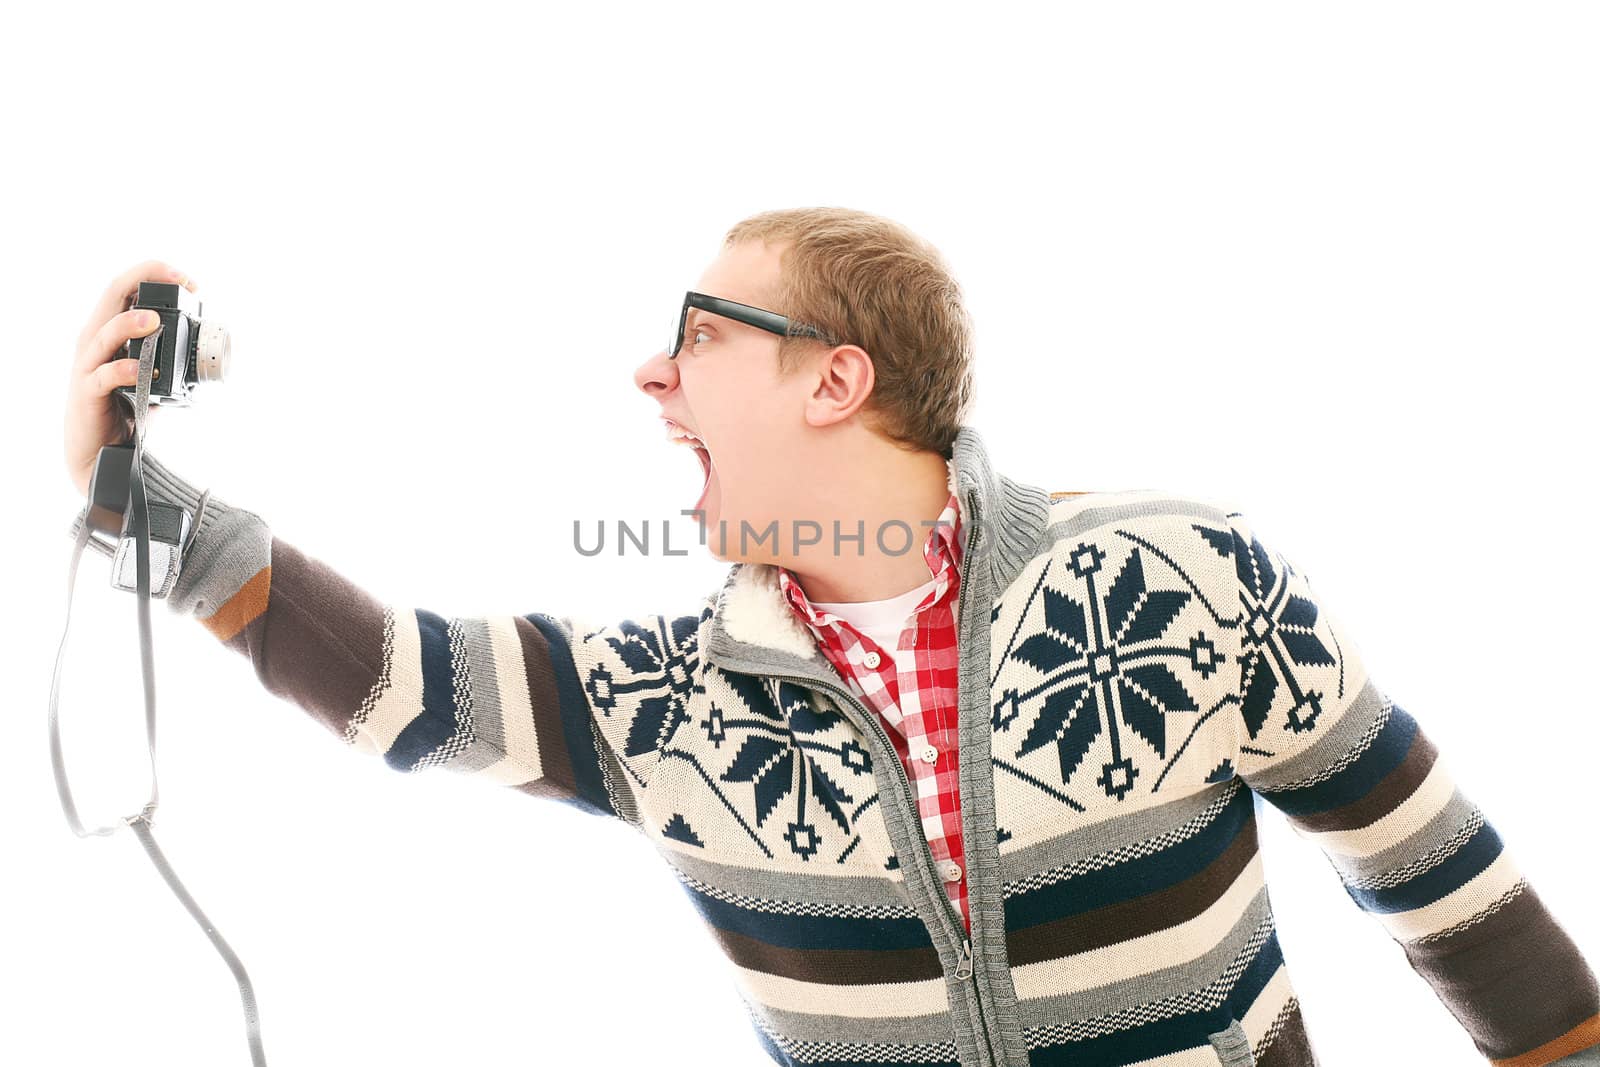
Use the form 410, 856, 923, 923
664, 420, 706, 448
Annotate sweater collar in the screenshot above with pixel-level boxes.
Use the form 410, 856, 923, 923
701, 424, 1051, 677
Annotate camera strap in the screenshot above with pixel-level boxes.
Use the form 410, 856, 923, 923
49, 327, 270, 1066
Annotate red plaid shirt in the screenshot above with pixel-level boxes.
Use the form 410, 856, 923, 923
777, 492, 969, 934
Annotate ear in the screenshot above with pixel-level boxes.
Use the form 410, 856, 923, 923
803, 344, 875, 429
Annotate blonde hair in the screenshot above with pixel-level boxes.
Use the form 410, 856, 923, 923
724, 207, 974, 459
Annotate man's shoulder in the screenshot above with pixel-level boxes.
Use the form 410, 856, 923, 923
1015, 486, 1244, 588
1041, 486, 1239, 534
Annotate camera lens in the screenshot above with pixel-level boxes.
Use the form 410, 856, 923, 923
195, 321, 231, 383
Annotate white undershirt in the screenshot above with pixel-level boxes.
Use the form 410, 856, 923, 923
811, 576, 944, 728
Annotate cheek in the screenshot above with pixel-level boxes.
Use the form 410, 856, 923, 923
691, 369, 776, 437
731, 391, 792, 443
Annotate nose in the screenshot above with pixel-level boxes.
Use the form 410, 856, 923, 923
633, 347, 679, 398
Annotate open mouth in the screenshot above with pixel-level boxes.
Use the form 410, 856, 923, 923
662, 417, 715, 512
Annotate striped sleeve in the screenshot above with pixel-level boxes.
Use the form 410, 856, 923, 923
124, 452, 705, 829
1224, 510, 1600, 1066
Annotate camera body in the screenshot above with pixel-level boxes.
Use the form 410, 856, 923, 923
89, 279, 231, 596
113, 281, 230, 406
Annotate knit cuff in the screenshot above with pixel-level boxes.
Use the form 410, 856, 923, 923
65, 451, 271, 620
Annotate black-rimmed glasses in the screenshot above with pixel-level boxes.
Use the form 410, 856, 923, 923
670, 290, 836, 360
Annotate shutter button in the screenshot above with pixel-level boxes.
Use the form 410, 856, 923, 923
862, 650, 882, 669
920, 745, 938, 764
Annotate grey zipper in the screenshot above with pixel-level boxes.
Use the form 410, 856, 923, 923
955, 491, 998, 1065
759, 482, 999, 1065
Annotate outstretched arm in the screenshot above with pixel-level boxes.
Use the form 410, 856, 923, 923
70, 451, 710, 831
1224, 509, 1600, 1066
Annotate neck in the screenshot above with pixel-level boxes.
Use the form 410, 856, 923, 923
769, 429, 957, 604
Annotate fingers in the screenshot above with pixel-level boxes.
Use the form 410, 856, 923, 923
89, 355, 144, 401
74, 260, 197, 356
74, 306, 167, 376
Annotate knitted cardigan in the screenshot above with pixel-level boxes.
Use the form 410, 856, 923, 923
72, 425, 1600, 1067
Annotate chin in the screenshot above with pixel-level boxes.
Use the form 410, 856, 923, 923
699, 510, 731, 562
695, 500, 745, 564
700, 506, 754, 564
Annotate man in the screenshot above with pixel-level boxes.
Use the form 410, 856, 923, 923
64, 209, 1600, 1066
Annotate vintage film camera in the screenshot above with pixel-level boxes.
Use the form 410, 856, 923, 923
113, 280, 231, 406
85, 282, 232, 594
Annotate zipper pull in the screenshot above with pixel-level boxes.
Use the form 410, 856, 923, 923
955, 937, 973, 980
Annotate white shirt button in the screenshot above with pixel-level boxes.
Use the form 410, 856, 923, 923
920, 745, 938, 764
862, 650, 882, 669
944, 862, 963, 882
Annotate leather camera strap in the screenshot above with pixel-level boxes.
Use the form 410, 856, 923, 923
49, 327, 270, 1066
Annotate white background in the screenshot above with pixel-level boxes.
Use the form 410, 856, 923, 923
5, 3, 1597, 1065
